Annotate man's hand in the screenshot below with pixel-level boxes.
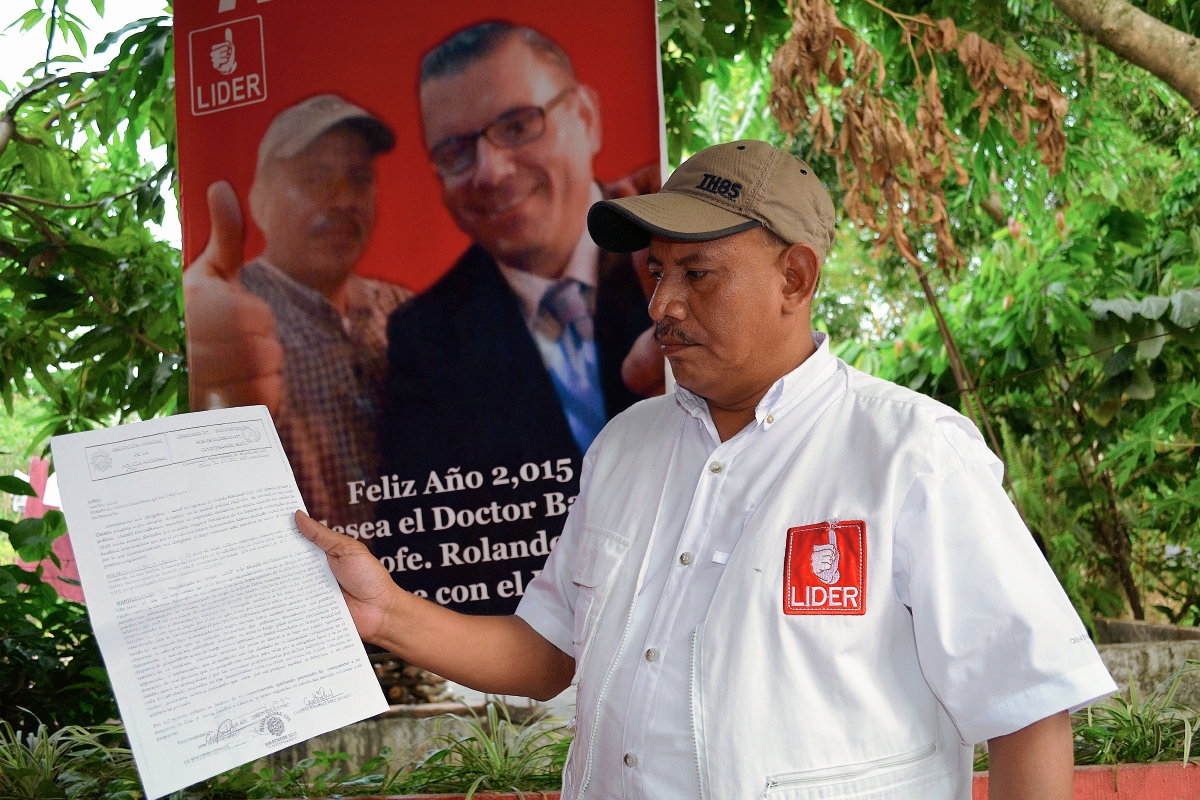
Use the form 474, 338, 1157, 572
810, 530, 840, 584
296, 511, 575, 700
600, 162, 661, 200
986, 711, 1073, 800
622, 327, 666, 397
183, 182, 284, 414
296, 511, 398, 642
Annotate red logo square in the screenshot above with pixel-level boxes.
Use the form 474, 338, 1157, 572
783, 520, 866, 616
188, 16, 268, 116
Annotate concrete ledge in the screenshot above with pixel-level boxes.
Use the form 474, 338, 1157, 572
265, 701, 536, 771
1098, 641, 1200, 709
1095, 619, 1200, 644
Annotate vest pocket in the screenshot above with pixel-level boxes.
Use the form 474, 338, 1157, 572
763, 743, 941, 798
570, 525, 631, 671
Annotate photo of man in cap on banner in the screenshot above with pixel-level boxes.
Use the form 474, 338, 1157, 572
185, 94, 411, 529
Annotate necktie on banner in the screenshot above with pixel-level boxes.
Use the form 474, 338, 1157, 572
537, 278, 607, 453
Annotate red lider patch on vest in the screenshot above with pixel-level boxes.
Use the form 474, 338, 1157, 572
783, 520, 867, 616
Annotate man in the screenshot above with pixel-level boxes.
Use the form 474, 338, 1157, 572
184, 95, 410, 528
299, 140, 1116, 799
376, 22, 659, 612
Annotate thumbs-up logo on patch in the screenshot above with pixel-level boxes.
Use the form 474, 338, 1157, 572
210, 28, 237, 75
784, 520, 866, 616
810, 528, 840, 585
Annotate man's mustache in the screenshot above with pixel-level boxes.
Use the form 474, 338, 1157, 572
311, 212, 363, 239
654, 320, 696, 346
466, 175, 541, 215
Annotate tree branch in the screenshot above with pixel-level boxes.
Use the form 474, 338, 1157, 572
1053, 0, 1200, 108
0, 70, 107, 159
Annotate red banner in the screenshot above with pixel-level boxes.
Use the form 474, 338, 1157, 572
175, 0, 664, 613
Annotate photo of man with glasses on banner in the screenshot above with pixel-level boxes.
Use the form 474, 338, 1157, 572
374, 21, 663, 613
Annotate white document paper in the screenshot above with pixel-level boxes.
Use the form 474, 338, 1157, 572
51, 407, 388, 799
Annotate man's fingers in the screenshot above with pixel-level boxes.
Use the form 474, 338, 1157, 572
296, 510, 359, 555
184, 283, 277, 340
200, 181, 245, 281
192, 373, 284, 414
187, 336, 283, 383
622, 326, 666, 397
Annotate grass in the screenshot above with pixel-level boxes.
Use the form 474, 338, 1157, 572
393, 700, 570, 797
1, 699, 571, 799
0, 721, 139, 799
1073, 662, 1199, 766
974, 660, 1200, 773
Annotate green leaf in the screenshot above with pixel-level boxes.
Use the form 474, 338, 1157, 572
1137, 321, 1167, 360
1126, 367, 1156, 400
94, 16, 166, 54
28, 292, 88, 313
0, 475, 38, 497
1103, 346, 1136, 377
1099, 175, 1120, 203
1091, 396, 1121, 427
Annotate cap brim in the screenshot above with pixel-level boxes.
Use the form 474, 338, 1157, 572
339, 116, 395, 154
587, 193, 761, 253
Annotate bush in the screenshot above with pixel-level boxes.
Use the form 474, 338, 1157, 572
0, 476, 116, 730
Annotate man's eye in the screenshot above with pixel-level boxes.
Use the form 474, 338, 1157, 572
648, 271, 663, 281
686, 270, 707, 279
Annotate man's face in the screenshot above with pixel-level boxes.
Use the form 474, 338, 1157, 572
251, 126, 376, 296
647, 229, 815, 406
420, 39, 600, 272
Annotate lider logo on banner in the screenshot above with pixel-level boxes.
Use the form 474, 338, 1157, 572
783, 520, 867, 615
188, 16, 267, 116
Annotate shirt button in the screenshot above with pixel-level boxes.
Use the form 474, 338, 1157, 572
624, 752, 638, 768
766, 414, 775, 424
679, 551, 694, 565
645, 647, 659, 662
709, 461, 723, 473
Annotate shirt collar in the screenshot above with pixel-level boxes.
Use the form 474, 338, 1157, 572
674, 331, 836, 435
254, 258, 376, 333
497, 183, 603, 326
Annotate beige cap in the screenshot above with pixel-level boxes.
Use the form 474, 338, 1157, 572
256, 94, 394, 173
588, 140, 836, 259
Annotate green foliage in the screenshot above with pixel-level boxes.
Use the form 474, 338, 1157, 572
1, 0, 184, 458
658, 0, 792, 164
0, 472, 114, 730
178, 701, 568, 798
1073, 663, 1199, 765
390, 701, 569, 797
0, 721, 140, 800
176, 748, 411, 799
0, 701, 571, 798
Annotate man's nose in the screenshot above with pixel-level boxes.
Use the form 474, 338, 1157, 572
648, 275, 688, 322
328, 175, 372, 211
471, 136, 518, 187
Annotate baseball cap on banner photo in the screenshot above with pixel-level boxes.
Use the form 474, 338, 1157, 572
587, 140, 836, 259
256, 94, 396, 173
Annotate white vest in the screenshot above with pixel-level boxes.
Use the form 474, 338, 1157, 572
563, 365, 974, 800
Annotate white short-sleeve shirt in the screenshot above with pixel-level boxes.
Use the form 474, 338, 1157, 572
517, 334, 1114, 799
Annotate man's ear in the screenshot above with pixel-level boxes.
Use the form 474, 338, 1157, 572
780, 243, 820, 311
575, 84, 603, 157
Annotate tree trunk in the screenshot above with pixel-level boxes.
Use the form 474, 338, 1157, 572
1052, 0, 1200, 109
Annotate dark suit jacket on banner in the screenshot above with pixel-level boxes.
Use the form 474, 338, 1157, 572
375, 243, 650, 614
